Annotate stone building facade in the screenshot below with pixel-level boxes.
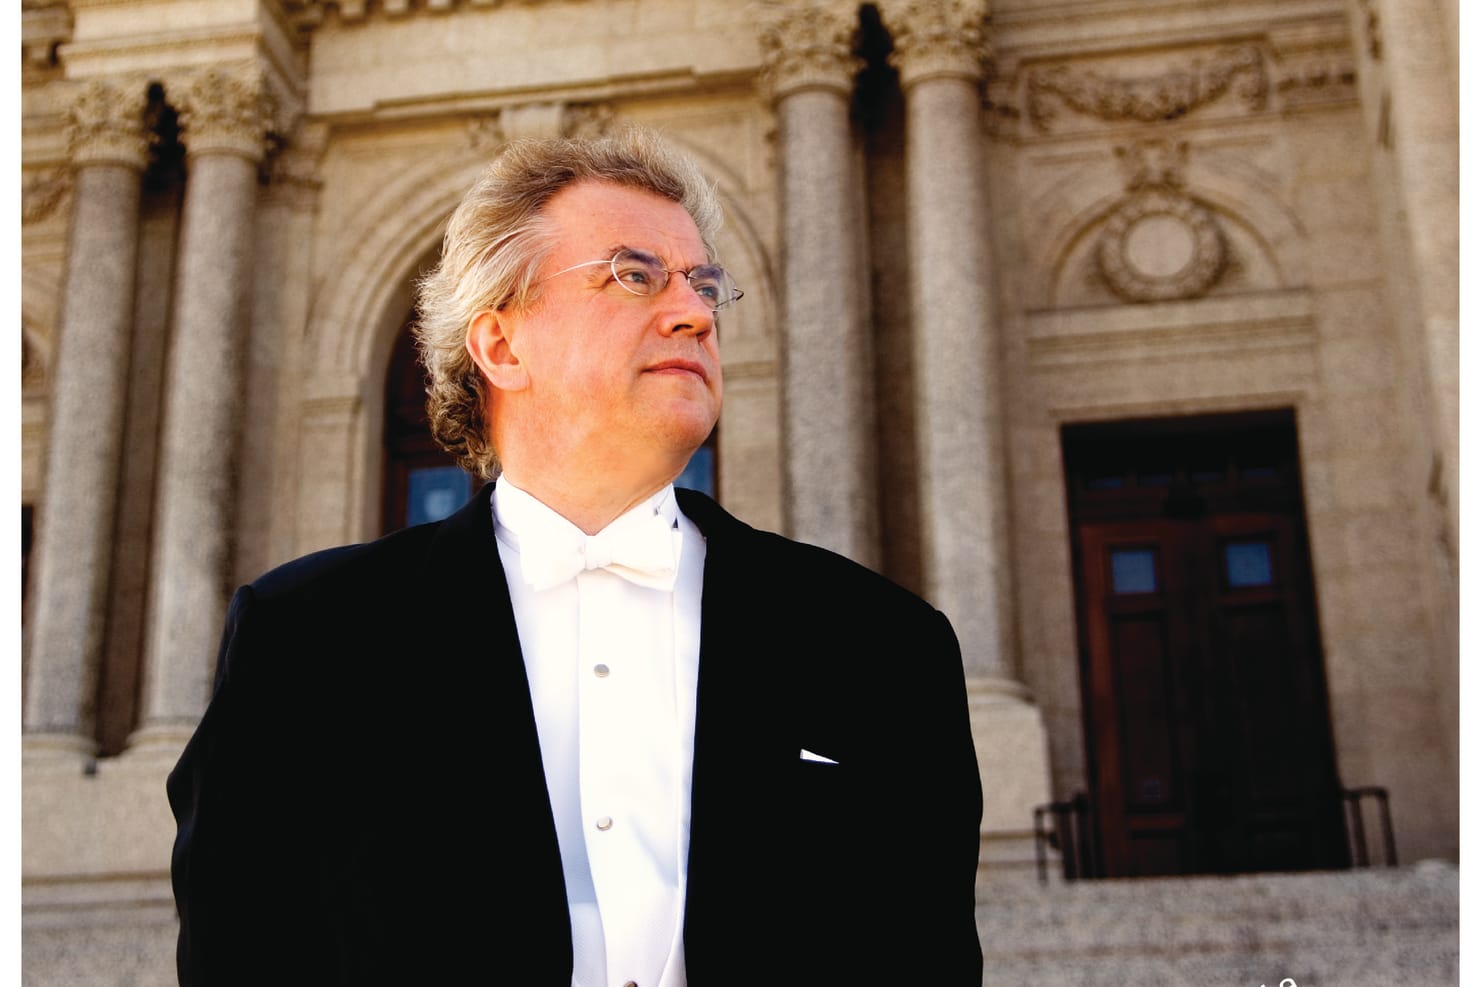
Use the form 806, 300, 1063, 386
21, 0, 1458, 981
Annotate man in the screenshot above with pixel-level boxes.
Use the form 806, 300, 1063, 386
168, 129, 982, 986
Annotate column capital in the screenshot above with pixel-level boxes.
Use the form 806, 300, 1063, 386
884, 0, 991, 89
757, 0, 863, 101
65, 78, 151, 171
175, 67, 273, 162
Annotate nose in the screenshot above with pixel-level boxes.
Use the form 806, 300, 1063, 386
658, 277, 716, 340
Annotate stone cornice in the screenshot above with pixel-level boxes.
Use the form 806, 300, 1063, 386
278, 0, 584, 29
174, 67, 274, 162
883, 0, 990, 89
756, 0, 862, 101
65, 78, 151, 170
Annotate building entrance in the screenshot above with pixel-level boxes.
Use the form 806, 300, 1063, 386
1062, 411, 1348, 877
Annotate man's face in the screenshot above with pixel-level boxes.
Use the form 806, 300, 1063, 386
488, 180, 723, 483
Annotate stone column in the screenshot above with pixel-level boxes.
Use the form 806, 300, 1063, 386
759, 1, 880, 569
129, 69, 270, 756
23, 79, 149, 764
887, 0, 1050, 884
889, 0, 1010, 685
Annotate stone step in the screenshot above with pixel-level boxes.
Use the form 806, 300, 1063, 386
977, 862, 1457, 987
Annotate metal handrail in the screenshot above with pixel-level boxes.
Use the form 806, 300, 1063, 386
1032, 792, 1099, 884
1342, 786, 1397, 867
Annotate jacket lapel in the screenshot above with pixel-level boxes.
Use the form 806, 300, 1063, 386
418, 483, 574, 980
675, 491, 795, 970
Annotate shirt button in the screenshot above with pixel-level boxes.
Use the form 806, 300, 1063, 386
594, 663, 610, 678
596, 816, 613, 831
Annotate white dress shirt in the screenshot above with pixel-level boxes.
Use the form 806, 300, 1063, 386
493, 479, 704, 987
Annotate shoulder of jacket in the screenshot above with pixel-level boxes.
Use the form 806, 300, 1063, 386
247, 521, 441, 604
678, 488, 940, 619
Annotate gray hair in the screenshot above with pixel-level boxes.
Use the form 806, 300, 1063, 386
413, 128, 724, 479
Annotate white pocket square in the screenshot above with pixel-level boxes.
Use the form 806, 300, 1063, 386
799, 748, 838, 765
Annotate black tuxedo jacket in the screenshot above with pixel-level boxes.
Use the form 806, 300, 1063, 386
168, 485, 983, 985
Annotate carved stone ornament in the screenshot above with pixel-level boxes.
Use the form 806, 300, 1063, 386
884, 0, 990, 88
466, 113, 506, 152
1027, 46, 1267, 131
562, 103, 616, 139
1096, 186, 1227, 303
499, 101, 565, 141
266, 121, 329, 205
756, 0, 862, 100
177, 68, 273, 161
22, 169, 73, 225
1095, 139, 1226, 302
66, 79, 152, 170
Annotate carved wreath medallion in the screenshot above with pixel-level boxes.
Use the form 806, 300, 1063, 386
1096, 187, 1226, 302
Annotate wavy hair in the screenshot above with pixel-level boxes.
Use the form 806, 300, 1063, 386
413, 128, 724, 479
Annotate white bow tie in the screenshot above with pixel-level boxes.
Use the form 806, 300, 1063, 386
518, 512, 681, 592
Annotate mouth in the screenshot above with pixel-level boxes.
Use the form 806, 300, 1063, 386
645, 359, 709, 382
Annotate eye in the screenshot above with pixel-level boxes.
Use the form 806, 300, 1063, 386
690, 278, 722, 305
688, 266, 727, 306
614, 264, 653, 288
610, 250, 665, 295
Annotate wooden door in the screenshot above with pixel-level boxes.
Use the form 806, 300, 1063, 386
1066, 413, 1348, 877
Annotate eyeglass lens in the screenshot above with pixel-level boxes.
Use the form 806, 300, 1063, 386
611, 248, 739, 311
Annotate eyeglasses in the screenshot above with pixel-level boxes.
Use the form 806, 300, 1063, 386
542, 247, 744, 311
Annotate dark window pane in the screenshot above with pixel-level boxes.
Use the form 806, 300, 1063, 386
1111, 548, 1158, 594
407, 466, 473, 526
676, 445, 715, 498
1225, 540, 1274, 587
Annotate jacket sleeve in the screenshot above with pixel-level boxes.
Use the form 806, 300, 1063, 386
167, 585, 331, 986
856, 606, 983, 983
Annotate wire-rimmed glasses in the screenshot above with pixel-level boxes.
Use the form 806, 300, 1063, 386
542, 247, 744, 311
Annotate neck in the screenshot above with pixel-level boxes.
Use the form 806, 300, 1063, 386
497, 465, 677, 535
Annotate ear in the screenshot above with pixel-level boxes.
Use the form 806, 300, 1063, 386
466, 309, 530, 392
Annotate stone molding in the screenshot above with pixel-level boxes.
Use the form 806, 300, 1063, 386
1026, 45, 1267, 131
756, 0, 862, 100
22, 169, 73, 225
884, 0, 990, 89
1273, 49, 1357, 109
22, 324, 50, 394
265, 119, 328, 206
1269, 22, 1358, 111
65, 79, 151, 171
22, 0, 71, 72
1356, 0, 1382, 60
175, 68, 273, 162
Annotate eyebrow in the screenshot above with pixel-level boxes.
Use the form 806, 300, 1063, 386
609, 244, 716, 270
